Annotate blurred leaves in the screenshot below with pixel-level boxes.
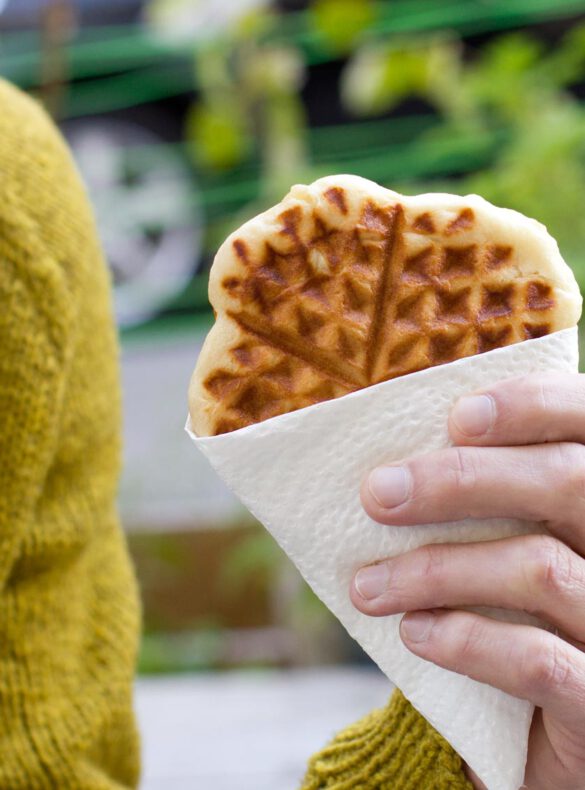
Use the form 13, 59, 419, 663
186, 15, 310, 217
454, 28, 585, 282
310, 0, 375, 55
341, 36, 462, 116
243, 45, 306, 97
221, 525, 333, 637
146, 0, 272, 45
461, 34, 549, 126
139, 624, 225, 673
467, 100, 585, 277
220, 529, 284, 594
339, 21, 585, 289
186, 99, 251, 169
546, 22, 585, 87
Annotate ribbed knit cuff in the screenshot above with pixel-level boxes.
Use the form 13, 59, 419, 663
300, 688, 473, 789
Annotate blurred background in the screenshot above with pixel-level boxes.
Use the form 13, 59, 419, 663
2, 0, 585, 786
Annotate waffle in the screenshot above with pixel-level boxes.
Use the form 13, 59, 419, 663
189, 175, 582, 436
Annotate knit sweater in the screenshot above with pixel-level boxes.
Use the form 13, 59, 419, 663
0, 79, 140, 788
302, 689, 473, 789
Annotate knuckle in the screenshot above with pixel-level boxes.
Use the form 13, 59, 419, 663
446, 447, 479, 495
492, 375, 552, 438
534, 376, 553, 418
392, 545, 448, 610
555, 443, 585, 503
498, 374, 545, 424
531, 377, 557, 441
419, 544, 446, 581
417, 545, 448, 599
452, 616, 485, 672
527, 535, 573, 599
524, 635, 571, 696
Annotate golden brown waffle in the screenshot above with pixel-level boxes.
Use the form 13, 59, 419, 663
189, 175, 581, 436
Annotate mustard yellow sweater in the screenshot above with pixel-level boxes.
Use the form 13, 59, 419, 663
0, 80, 140, 787
0, 78, 472, 789
302, 689, 473, 789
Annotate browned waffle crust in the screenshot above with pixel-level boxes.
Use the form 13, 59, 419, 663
190, 176, 581, 436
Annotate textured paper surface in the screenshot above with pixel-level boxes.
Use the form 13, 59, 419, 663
187, 327, 578, 790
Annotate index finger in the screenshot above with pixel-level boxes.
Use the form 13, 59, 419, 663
449, 373, 585, 447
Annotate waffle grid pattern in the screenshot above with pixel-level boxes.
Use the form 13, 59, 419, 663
203, 196, 555, 434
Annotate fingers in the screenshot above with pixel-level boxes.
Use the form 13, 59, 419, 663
398, 609, 585, 729
361, 442, 585, 553
350, 535, 585, 643
449, 373, 585, 447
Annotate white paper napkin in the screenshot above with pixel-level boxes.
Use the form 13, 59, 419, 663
186, 327, 579, 790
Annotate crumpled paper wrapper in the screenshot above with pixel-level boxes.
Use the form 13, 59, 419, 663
186, 327, 578, 790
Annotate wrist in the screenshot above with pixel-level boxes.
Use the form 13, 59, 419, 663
464, 762, 488, 789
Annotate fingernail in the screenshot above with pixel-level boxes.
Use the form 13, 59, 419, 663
368, 467, 410, 508
355, 563, 390, 600
451, 394, 494, 437
401, 611, 436, 643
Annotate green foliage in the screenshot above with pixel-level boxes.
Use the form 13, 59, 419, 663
452, 29, 585, 284
310, 0, 375, 55
221, 524, 332, 633
289, 577, 331, 627
341, 36, 461, 116
339, 24, 585, 290
233, 6, 277, 42
546, 22, 585, 87
220, 528, 284, 594
185, 14, 309, 185
243, 45, 306, 98
139, 624, 225, 674
467, 101, 585, 281
186, 99, 251, 170
459, 34, 550, 128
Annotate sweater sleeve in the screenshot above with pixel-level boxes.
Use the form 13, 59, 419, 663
0, 80, 140, 789
0, 207, 73, 586
301, 688, 473, 789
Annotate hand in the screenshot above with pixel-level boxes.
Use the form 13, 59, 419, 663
350, 374, 585, 790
